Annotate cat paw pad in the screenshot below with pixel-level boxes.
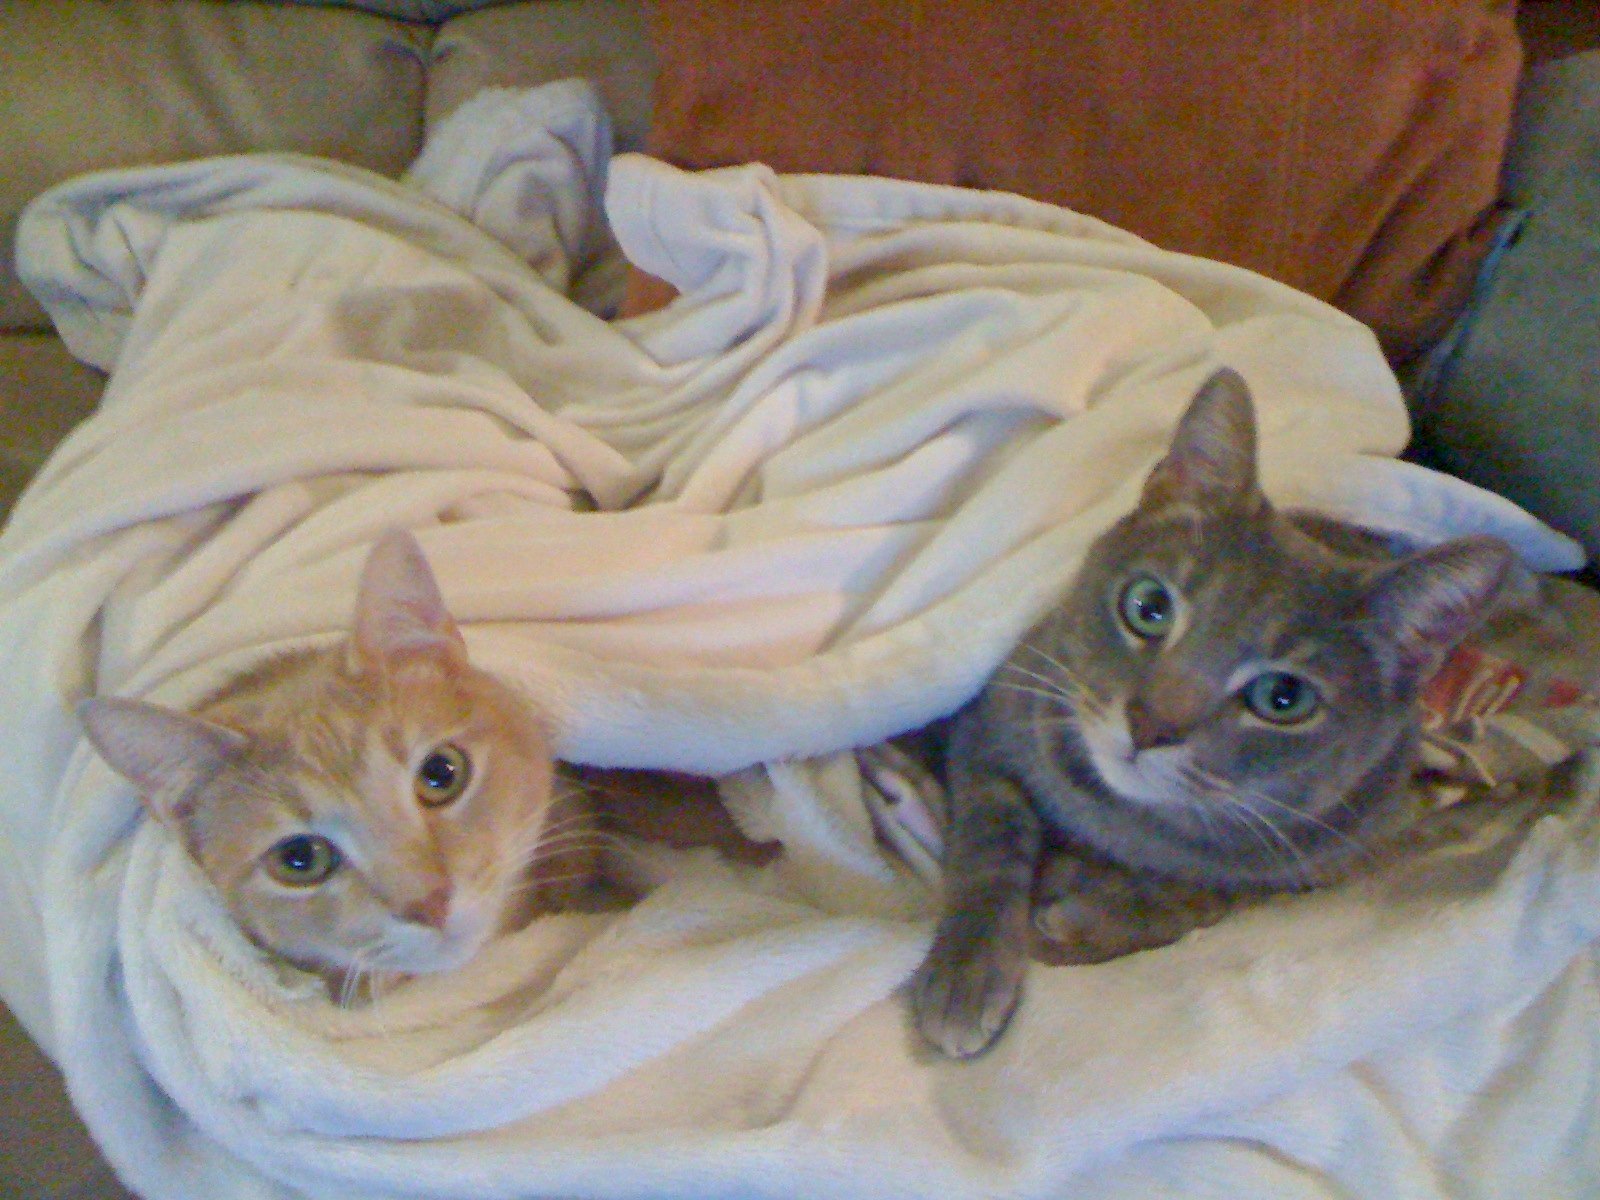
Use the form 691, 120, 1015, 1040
910, 926, 1025, 1058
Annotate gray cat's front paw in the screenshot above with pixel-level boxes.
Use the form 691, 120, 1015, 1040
911, 912, 1027, 1058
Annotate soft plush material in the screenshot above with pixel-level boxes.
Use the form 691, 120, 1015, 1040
639, 0, 1522, 363
1, 83, 1594, 1200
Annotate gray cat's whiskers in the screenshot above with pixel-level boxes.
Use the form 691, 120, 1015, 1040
991, 666, 1073, 701
999, 653, 1087, 702
904, 368, 1515, 1058
985, 680, 1078, 712
1014, 639, 1078, 678
995, 654, 1108, 721
1185, 763, 1375, 871
1175, 763, 1310, 876
1234, 787, 1375, 870
1017, 638, 1101, 694
1220, 798, 1311, 880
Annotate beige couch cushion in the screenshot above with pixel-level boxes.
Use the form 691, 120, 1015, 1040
277, 0, 509, 20
0, 335, 105, 519
428, 0, 654, 152
0, 0, 428, 332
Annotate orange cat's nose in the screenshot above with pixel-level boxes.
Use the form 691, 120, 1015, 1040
402, 883, 454, 930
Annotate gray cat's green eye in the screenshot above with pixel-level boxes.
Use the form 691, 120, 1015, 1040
1241, 671, 1320, 725
1118, 575, 1175, 639
265, 834, 341, 887
415, 743, 471, 807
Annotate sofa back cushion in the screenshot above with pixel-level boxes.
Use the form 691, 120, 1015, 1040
641, 0, 1523, 363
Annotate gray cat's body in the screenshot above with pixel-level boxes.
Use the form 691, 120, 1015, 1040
906, 368, 1515, 1058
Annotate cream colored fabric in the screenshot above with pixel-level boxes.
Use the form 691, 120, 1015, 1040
0, 0, 427, 332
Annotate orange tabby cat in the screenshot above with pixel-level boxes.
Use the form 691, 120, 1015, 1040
81, 531, 587, 997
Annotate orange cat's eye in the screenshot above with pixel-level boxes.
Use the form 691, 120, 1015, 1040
415, 743, 472, 807
264, 834, 341, 887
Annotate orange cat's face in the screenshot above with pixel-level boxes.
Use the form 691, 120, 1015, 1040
184, 645, 554, 983
81, 532, 560, 993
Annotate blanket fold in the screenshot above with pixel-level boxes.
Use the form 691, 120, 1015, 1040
1, 81, 1595, 1200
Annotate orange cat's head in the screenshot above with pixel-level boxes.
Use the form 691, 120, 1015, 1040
81, 531, 558, 994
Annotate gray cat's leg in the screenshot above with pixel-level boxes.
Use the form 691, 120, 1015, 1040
1029, 850, 1235, 965
911, 774, 1042, 1058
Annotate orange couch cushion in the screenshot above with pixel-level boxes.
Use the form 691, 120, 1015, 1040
637, 0, 1522, 363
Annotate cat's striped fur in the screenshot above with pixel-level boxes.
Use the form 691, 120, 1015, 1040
911, 369, 1514, 1057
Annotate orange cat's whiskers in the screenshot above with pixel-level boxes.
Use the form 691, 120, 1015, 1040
531, 809, 594, 840
510, 866, 601, 892
522, 831, 630, 868
517, 806, 611, 849
550, 776, 612, 804
336, 941, 384, 1010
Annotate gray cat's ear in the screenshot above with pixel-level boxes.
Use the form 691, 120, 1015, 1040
351, 529, 468, 671
79, 697, 247, 824
1362, 535, 1514, 683
1141, 367, 1260, 511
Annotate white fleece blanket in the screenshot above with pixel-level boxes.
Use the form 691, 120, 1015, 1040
3, 83, 1597, 1200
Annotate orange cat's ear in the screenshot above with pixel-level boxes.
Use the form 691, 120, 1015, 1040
79, 697, 247, 825
1140, 367, 1261, 512
350, 529, 468, 673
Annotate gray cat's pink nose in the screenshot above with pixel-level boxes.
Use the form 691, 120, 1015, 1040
1126, 697, 1186, 752
402, 883, 454, 930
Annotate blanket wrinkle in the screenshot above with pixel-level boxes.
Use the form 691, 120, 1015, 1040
0, 82, 1596, 1200
404, 83, 615, 305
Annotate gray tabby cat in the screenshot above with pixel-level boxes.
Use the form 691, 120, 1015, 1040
906, 367, 1515, 1058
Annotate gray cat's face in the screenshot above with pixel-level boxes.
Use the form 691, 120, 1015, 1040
1053, 505, 1409, 855
1009, 369, 1512, 884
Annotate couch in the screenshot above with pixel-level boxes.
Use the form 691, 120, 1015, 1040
1, 3, 1597, 1198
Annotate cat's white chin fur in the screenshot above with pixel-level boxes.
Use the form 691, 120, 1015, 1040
1077, 717, 1190, 808
376, 898, 501, 976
